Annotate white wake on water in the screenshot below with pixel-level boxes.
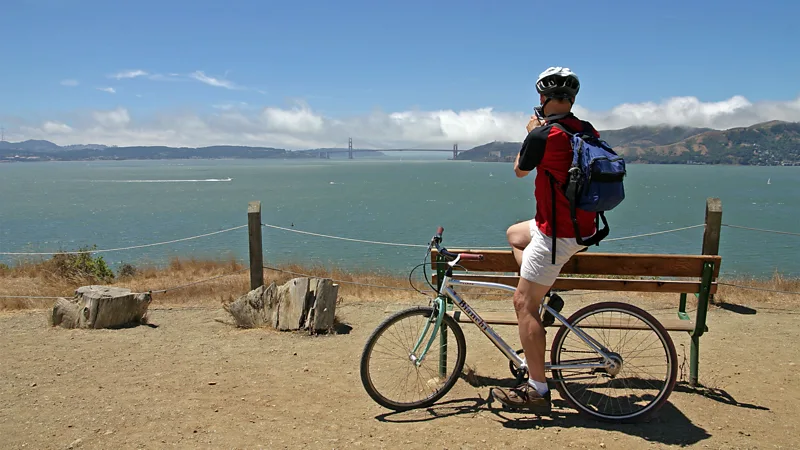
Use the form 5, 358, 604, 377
95, 178, 233, 183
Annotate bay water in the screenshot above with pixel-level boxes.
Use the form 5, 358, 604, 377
1, 155, 798, 279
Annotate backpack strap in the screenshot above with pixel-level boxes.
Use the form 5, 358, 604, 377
547, 172, 558, 264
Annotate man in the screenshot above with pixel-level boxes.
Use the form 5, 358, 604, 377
489, 67, 600, 413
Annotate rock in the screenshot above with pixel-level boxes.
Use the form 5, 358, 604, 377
223, 277, 339, 333
51, 286, 151, 329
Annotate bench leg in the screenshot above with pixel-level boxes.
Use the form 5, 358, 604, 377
689, 334, 700, 387
688, 261, 714, 387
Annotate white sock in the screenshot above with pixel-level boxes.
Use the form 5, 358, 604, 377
528, 378, 549, 395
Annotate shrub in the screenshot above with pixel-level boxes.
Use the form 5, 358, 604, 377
48, 245, 115, 283
117, 263, 138, 279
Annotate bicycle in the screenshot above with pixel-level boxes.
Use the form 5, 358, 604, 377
359, 227, 678, 422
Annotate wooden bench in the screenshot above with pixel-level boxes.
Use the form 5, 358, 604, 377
432, 198, 723, 387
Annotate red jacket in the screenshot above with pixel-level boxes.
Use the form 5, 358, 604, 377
517, 114, 599, 239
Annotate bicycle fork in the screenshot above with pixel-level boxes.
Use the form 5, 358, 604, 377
408, 296, 448, 368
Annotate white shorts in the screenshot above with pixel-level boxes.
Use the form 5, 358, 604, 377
520, 221, 588, 286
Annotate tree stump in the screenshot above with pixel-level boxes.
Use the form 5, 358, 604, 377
223, 277, 339, 333
51, 285, 152, 329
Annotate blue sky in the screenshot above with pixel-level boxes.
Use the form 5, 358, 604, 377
2, 0, 799, 148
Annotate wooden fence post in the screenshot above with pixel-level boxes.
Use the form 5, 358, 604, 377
702, 197, 722, 307
248, 201, 264, 290
702, 197, 722, 257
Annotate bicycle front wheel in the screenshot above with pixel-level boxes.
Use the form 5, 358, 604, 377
360, 306, 466, 411
550, 301, 678, 422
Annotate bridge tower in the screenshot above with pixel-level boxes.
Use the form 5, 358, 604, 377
452, 143, 459, 160
348, 138, 353, 160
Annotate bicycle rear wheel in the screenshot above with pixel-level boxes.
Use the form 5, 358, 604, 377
550, 301, 678, 422
360, 306, 466, 411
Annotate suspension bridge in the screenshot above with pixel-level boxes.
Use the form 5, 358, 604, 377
315, 138, 461, 159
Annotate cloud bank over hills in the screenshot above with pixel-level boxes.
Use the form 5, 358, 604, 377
5, 94, 800, 150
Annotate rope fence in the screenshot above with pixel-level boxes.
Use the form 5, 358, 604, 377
721, 223, 800, 237
1, 221, 795, 257
261, 222, 709, 248
2, 212, 800, 299
0, 224, 248, 256
717, 282, 800, 296
262, 264, 423, 292
148, 267, 251, 294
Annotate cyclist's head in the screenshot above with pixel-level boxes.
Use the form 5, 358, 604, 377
536, 67, 580, 115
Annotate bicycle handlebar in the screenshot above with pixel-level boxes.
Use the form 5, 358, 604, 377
430, 227, 485, 262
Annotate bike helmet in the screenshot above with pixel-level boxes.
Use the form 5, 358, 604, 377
536, 67, 580, 100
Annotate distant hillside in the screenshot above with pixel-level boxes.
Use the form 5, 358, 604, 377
624, 121, 800, 165
0, 141, 385, 162
455, 141, 520, 162
0, 144, 304, 161
600, 125, 712, 148
456, 121, 800, 166
0, 139, 64, 153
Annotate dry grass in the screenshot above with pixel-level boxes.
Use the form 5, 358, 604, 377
0, 256, 430, 311
2, 256, 799, 312
715, 270, 800, 308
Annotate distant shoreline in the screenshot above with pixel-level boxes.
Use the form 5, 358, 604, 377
3, 157, 800, 166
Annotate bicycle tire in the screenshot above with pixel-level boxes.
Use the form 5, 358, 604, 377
360, 306, 467, 411
550, 301, 678, 422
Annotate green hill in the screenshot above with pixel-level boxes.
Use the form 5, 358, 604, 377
600, 125, 712, 148
624, 121, 800, 165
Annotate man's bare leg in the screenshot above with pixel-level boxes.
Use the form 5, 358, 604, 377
490, 274, 554, 412
514, 277, 552, 384
506, 220, 532, 266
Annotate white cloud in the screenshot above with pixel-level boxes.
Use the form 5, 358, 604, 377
147, 73, 184, 82
92, 108, 130, 128
111, 69, 148, 79
96, 87, 116, 94
189, 71, 239, 90
574, 95, 763, 130
10, 95, 800, 149
213, 102, 249, 111
42, 121, 73, 133
60, 79, 79, 87
262, 106, 324, 134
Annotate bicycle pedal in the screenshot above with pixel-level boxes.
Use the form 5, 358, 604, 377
500, 403, 552, 416
542, 293, 564, 327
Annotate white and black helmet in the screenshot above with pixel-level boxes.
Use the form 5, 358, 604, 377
536, 67, 580, 99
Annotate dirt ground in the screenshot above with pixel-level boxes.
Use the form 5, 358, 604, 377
1, 292, 799, 449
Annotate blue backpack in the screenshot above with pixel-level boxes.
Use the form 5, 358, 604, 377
545, 122, 626, 262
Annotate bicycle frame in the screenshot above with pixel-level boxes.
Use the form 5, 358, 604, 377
411, 252, 615, 377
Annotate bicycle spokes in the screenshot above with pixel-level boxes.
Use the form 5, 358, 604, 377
551, 302, 677, 421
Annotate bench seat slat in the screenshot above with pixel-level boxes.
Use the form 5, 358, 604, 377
431, 250, 721, 279
436, 274, 718, 294
446, 311, 699, 332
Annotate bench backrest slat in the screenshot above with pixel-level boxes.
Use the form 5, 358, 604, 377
431, 250, 721, 279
